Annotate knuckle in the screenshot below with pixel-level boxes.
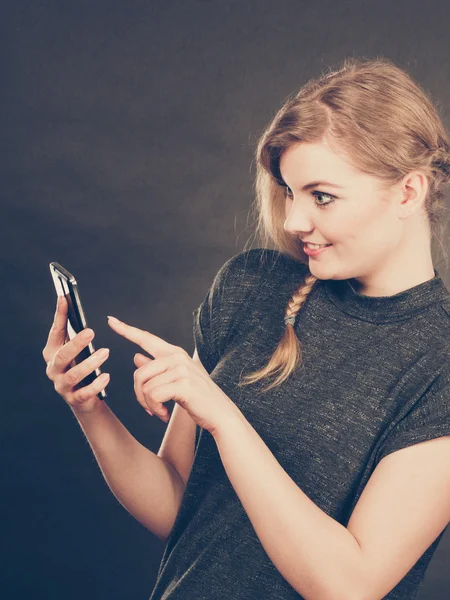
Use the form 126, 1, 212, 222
79, 387, 94, 403
134, 369, 144, 384
142, 380, 154, 396
73, 384, 94, 404
45, 362, 53, 378
57, 349, 70, 364
94, 350, 106, 362
50, 323, 64, 336
70, 392, 85, 406
134, 382, 143, 399
175, 364, 189, 377
65, 370, 79, 386
54, 377, 64, 395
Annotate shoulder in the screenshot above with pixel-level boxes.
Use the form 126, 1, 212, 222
431, 297, 450, 353
218, 248, 309, 285
203, 249, 310, 325
440, 298, 450, 321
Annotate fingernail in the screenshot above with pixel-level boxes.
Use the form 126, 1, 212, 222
107, 316, 120, 323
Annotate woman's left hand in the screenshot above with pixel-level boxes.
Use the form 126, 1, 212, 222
106, 316, 242, 435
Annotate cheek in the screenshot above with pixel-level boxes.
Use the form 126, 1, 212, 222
340, 205, 379, 242
330, 212, 361, 243
346, 208, 396, 250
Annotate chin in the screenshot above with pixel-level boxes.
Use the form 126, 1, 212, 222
307, 263, 343, 282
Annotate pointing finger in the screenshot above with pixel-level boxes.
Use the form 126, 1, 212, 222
107, 316, 175, 358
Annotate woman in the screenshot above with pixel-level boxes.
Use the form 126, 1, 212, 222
44, 56, 450, 599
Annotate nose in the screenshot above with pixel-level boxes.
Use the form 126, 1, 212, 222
283, 199, 315, 236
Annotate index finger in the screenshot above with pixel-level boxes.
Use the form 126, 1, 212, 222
107, 317, 174, 358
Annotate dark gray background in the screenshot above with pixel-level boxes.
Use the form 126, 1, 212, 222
3, 1, 450, 598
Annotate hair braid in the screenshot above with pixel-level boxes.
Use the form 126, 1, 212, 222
238, 272, 318, 393
285, 272, 318, 326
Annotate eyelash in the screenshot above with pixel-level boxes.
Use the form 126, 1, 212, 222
284, 187, 336, 209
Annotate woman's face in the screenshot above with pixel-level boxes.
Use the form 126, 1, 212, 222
279, 139, 432, 295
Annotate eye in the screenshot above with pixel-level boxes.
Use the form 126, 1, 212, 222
311, 191, 336, 209
284, 187, 336, 209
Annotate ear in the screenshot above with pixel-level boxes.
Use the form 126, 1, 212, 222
399, 170, 429, 217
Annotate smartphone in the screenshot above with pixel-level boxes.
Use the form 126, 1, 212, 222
49, 262, 107, 400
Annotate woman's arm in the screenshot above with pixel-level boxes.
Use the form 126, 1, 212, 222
72, 401, 185, 542
213, 414, 365, 600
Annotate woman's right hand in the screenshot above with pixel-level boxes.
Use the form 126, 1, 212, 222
42, 296, 111, 414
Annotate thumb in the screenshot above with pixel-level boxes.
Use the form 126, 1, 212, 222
134, 353, 152, 367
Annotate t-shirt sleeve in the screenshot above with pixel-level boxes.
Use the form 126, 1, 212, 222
192, 273, 222, 375
375, 376, 450, 465
192, 249, 267, 375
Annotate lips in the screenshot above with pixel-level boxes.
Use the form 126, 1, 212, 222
303, 242, 333, 257
304, 242, 331, 248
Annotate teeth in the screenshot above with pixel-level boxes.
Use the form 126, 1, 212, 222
306, 242, 328, 249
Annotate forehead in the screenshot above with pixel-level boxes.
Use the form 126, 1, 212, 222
279, 141, 361, 183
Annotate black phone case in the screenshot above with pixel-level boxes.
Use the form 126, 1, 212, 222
49, 262, 107, 400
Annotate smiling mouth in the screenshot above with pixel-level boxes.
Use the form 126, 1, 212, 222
304, 242, 332, 249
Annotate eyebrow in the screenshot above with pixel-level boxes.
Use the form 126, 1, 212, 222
286, 180, 345, 191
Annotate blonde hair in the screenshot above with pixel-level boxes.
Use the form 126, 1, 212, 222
238, 55, 450, 394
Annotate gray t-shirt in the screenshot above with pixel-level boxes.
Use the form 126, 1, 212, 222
149, 248, 450, 600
